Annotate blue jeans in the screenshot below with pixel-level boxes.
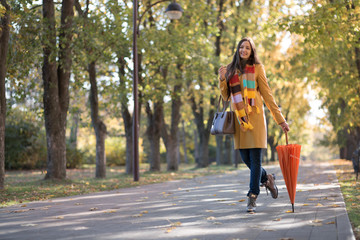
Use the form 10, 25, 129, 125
239, 148, 268, 196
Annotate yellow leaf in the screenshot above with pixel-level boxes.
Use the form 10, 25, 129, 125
171, 222, 181, 227
213, 194, 217, 196
285, 210, 293, 213
104, 210, 117, 213
273, 218, 281, 221
227, 203, 236, 206
101, 185, 106, 188
206, 216, 216, 220
308, 198, 319, 201
141, 211, 148, 214
303, 204, 309, 206
316, 203, 323, 207
21, 204, 27, 207
238, 199, 246, 202
55, 216, 64, 219
330, 204, 340, 208
85, 182, 89, 185
326, 221, 335, 224
165, 227, 175, 233
205, 210, 214, 213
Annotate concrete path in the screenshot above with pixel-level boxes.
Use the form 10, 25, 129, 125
0, 161, 356, 240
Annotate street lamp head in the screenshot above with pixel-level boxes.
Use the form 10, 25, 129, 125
165, 2, 183, 20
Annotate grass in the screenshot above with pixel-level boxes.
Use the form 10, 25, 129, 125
0, 163, 243, 208
331, 159, 360, 240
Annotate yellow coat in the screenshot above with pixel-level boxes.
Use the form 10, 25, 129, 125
219, 64, 285, 149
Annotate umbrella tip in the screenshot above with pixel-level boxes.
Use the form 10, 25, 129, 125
292, 204, 294, 213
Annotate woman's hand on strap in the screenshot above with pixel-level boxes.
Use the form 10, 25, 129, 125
218, 66, 226, 81
280, 122, 290, 133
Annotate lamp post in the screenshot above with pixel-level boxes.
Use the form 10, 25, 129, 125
132, 1, 183, 181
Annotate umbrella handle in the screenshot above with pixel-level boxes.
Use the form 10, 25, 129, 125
285, 131, 288, 145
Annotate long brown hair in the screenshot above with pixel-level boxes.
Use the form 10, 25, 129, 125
225, 37, 261, 86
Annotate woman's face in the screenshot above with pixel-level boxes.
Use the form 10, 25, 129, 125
239, 41, 252, 60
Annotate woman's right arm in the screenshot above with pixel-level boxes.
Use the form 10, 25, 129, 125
218, 66, 230, 101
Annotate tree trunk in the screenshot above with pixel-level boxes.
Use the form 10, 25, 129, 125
69, 111, 79, 147
117, 55, 133, 174
194, 129, 199, 165
181, 121, 188, 164
43, 0, 74, 180
0, 0, 10, 189
190, 91, 215, 168
163, 84, 182, 171
215, 135, 223, 165
223, 135, 232, 165
88, 61, 107, 178
146, 101, 162, 171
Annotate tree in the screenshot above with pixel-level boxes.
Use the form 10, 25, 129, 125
282, 0, 360, 159
0, 0, 10, 189
42, 0, 74, 179
74, 0, 114, 178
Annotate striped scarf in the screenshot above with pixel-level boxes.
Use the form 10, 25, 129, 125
229, 64, 259, 131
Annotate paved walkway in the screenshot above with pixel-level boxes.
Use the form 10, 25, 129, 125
0, 161, 356, 240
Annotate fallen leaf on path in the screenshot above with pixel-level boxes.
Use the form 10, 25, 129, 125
213, 194, 217, 196
310, 219, 323, 226
21, 204, 27, 207
227, 203, 236, 206
273, 218, 281, 221
330, 204, 340, 208
205, 210, 214, 213
316, 203, 323, 207
308, 198, 319, 201
11, 209, 31, 213
206, 216, 216, 220
303, 204, 309, 206
141, 210, 148, 214
213, 222, 222, 225
326, 221, 335, 224
55, 216, 64, 219
285, 210, 293, 213
217, 199, 226, 202
104, 210, 117, 213
165, 227, 176, 233
238, 199, 245, 202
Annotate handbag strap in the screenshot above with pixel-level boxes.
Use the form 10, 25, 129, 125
216, 95, 231, 113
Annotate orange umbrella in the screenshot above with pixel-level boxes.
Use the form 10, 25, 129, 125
276, 132, 301, 212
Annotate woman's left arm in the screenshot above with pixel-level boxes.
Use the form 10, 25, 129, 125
257, 64, 289, 131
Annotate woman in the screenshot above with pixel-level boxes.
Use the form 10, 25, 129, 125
218, 37, 290, 212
